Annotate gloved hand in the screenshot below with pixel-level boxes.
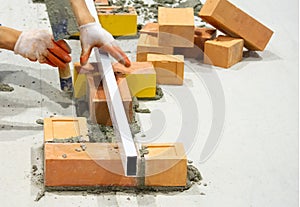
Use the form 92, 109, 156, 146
14, 29, 71, 68
79, 22, 131, 67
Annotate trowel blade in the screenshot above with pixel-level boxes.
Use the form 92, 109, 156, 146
45, 0, 79, 41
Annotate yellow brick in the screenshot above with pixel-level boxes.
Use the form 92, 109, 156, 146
97, 6, 137, 36
113, 62, 156, 98
73, 63, 87, 99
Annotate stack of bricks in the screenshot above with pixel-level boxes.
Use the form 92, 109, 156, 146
198, 0, 273, 68
137, 0, 273, 69
137, 7, 200, 85
43, 117, 187, 187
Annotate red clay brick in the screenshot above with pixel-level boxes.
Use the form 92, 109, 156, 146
44, 117, 89, 142
44, 143, 137, 187
87, 72, 133, 125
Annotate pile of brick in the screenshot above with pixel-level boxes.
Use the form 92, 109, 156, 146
138, 0, 273, 69
43, 0, 274, 188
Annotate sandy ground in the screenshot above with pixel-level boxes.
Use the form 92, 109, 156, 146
0, 0, 298, 206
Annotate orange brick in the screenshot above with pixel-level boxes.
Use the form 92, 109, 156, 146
137, 33, 173, 62
112, 62, 157, 98
204, 35, 244, 68
87, 73, 133, 126
144, 143, 187, 187
174, 27, 216, 59
44, 117, 89, 142
158, 7, 195, 48
44, 143, 137, 187
194, 27, 217, 51
199, 0, 273, 51
140, 22, 159, 35
174, 40, 201, 59
73, 62, 98, 75
147, 54, 184, 85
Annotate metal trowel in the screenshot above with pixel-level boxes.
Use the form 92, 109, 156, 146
45, 0, 79, 93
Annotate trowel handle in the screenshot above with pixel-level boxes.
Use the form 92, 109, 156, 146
58, 64, 73, 93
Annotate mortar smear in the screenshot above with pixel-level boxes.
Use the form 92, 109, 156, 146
0, 83, 14, 92
50, 135, 85, 143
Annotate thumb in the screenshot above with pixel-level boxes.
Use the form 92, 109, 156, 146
80, 47, 92, 66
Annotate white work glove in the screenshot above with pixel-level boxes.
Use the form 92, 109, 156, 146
79, 22, 131, 67
14, 29, 71, 68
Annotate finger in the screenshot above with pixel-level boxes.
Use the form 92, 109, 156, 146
81, 62, 96, 71
112, 62, 132, 74
28, 57, 37, 62
102, 44, 131, 67
54, 39, 72, 54
43, 59, 57, 67
80, 47, 93, 66
113, 46, 131, 67
46, 51, 68, 69
48, 42, 72, 63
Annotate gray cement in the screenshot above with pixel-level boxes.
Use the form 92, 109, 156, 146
113, 0, 205, 26
0, 83, 14, 92
50, 135, 85, 143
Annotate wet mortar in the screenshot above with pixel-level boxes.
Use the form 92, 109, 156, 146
0, 83, 14, 92
51, 135, 85, 143
133, 97, 151, 113
35, 119, 44, 125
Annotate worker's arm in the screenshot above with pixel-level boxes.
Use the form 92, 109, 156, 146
0, 26, 71, 68
0, 26, 21, 50
69, 0, 131, 67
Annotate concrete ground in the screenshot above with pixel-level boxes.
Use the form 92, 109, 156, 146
0, 0, 298, 206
